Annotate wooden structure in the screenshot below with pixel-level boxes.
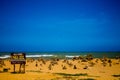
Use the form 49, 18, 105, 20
0, 58, 4, 67
0, 58, 2, 64
10, 53, 26, 73
0, 58, 2, 67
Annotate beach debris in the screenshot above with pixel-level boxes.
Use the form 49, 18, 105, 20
103, 55, 108, 61
62, 59, 68, 63
48, 64, 52, 70
68, 62, 73, 67
50, 61, 58, 66
81, 58, 88, 62
3, 68, 9, 72
62, 65, 67, 70
119, 59, 120, 62
35, 61, 38, 67
27, 58, 34, 63
40, 64, 42, 66
85, 54, 94, 61
102, 61, 107, 67
72, 57, 79, 61
40, 68, 42, 70
115, 56, 120, 60
79, 78, 95, 80
52, 58, 59, 62
38, 58, 46, 65
83, 65, 88, 69
78, 61, 81, 63
108, 59, 112, 67
55, 73, 88, 76
56, 58, 59, 61
78, 56, 84, 60
0, 58, 5, 67
88, 62, 95, 67
73, 65, 77, 69
0, 65, 2, 68
37, 58, 42, 62
112, 74, 120, 77
42, 60, 46, 65
95, 59, 99, 63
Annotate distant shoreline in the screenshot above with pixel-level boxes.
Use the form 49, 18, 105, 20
0, 52, 120, 59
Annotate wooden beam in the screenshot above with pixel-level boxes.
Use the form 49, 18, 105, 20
19, 64, 22, 72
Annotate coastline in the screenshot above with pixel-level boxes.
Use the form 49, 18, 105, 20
0, 52, 120, 59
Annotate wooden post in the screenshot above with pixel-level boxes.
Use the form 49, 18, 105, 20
13, 64, 15, 72
23, 64, 25, 73
19, 64, 22, 72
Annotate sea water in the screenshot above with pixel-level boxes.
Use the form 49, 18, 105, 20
0, 52, 120, 59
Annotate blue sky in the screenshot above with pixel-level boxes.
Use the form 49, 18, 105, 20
0, 0, 120, 52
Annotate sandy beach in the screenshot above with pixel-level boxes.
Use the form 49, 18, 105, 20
0, 56, 120, 80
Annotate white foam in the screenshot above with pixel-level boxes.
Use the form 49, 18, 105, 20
0, 54, 55, 59
0, 55, 10, 59
26, 54, 54, 58
0, 54, 80, 59
65, 55, 79, 58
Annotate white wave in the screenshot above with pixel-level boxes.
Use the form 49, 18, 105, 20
26, 54, 54, 58
65, 55, 79, 58
0, 55, 10, 59
0, 54, 80, 59
0, 54, 54, 59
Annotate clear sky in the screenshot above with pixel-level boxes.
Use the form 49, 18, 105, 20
0, 0, 120, 52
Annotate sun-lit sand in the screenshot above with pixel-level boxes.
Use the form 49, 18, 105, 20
0, 56, 120, 80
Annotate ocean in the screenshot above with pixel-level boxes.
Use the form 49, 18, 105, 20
0, 52, 120, 59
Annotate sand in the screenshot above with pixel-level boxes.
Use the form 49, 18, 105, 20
0, 57, 120, 80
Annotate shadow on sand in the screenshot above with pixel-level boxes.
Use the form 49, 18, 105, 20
11, 72, 25, 74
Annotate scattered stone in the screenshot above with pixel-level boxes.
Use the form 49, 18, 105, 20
73, 65, 77, 69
